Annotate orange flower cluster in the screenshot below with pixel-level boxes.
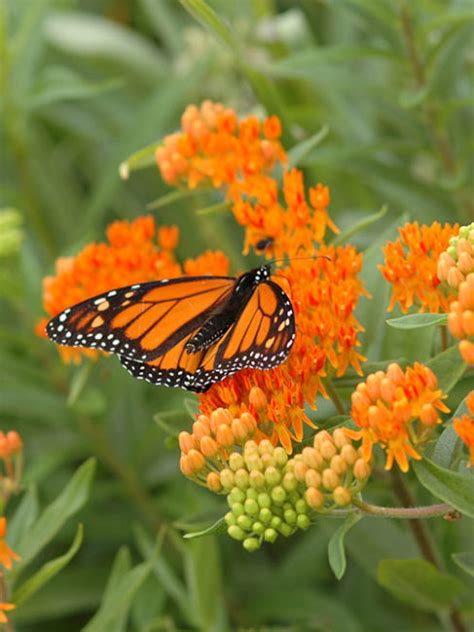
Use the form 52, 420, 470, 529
199, 246, 368, 452
438, 223, 474, 364
155, 100, 338, 256
379, 221, 459, 313
453, 391, 474, 467
347, 362, 449, 472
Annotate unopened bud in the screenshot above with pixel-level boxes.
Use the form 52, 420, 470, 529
229, 452, 245, 471
322, 468, 340, 491
333, 486, 352, 506
353, 458, 371, 480
249, 386, 267, 410
228, 525, 245, 541
305, 487, 324, 509
206, 472, 222, 492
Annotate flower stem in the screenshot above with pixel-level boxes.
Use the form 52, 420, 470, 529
351, 498, 452, 519
0, 573, 13, 632
323, 377, 346, 415
390, 468, 467, 632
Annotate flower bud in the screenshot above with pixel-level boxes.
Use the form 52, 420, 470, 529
340, 444, 357, 466
206, 472, 222, 492
305, 487, 324, 509
249, 470, 265, 489
302, 447, 323, 470
270, 516, 282, 529
278, 523, 293, 537
284, 509, 297, 525
244, 498, 259, 516
459, 339, 474, 364
259, 508, 272, 524
258, 439, 274, 455
330, 454, 347, 475
419, 403, 439, 426
228, 525, 245, 541
224, 511, 236, 526
216, 424, 234, 447
178, 431, 194, 454
333, 486, 352, 506
229, 452, 245, 471
231, 502, 244, 517
252, 521, 265, 535
179, 455, 193, 476
295, 498, 308, 514
264, 528, 278, 542
353, 458, 371, 480
293, 460, 308, 481
249, 386, 267, 410
240, 412, 257, 433
234, 468, 249, 489
200, 436, 219, 458
296, 514, 310, 530
187, 449, 205, 473
231, 418, 248, 442
304, 468, 321, 489
264, 466, 281, 486
257, 492, 271, 509
229, 487, 245, 504
243, 537, 260, 552
220, 468, 235, 490
320, 440, 337, 461
271, 485, 286, 505
246, 488, 258, 500
210, 408, 232, 432
273, 447, 288, 467
237, 514, 252, 530
322, 468, 340, 491
282, 472, 298, 492
192, 421, 209, 441
332, 428, 350, 449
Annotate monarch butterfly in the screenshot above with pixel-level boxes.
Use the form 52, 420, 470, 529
46, 265, 295, 392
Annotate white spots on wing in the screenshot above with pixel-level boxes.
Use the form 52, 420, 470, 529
59, 313, 67, 323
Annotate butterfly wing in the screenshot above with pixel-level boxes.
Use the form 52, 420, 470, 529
46, 276, 236, 363
120, 278, 295, 392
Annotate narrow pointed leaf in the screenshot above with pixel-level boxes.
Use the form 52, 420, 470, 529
183, 517, 226, 539
332, 205, 387, 246
13, 524, 84, 605
328, 513, 362, 579
386, 313, 448, 330
452, 552, 474, 578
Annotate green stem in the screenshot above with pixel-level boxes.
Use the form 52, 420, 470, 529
323, 377, 346, 415
0, 572, 14, 632
351, 498, 452, 519
390, 469, 466, 632
76, 415, 162, 529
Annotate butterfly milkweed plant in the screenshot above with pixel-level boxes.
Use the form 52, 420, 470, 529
1, 1, 473, 630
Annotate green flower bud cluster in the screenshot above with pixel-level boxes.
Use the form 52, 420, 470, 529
222, 430, 371, 551
223, 440, 311, 551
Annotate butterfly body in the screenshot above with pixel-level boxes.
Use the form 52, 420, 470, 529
46, 264, 295, 392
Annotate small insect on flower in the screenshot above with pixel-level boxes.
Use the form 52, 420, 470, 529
46, 265, 296, 392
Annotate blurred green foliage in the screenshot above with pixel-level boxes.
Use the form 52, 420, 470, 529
0, 0, 473, 630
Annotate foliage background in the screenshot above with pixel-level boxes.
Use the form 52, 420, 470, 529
1, 0, 473, 630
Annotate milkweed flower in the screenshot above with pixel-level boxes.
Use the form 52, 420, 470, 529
0, 430, 23, 501
346, 362, 449, 472
379, 221, 459, 313
453, 391, 474, 466
0, 518, 20, 570
185, 429, 371, 550
438, 223, 474, 365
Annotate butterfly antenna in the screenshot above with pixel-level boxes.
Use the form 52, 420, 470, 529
268, 254, 332, 267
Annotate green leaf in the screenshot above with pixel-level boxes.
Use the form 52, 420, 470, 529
83, 557, 153, 632
26, 66, 121, 110
287, 126, 329, 169
119, 141, 161, 180
427, 345, 466, 393
377, 559, 466, 612
432, 426, 461, 469
8, 485, 39, 550
179, 0, 238, 53
332, 205, 387, 246
328, 513, 363, 580
13, 524, 83, 606
386, 313, 448, 330
413, 457, 474, 518
452, 552, 474, 578
134, 526, 196, 626
147, 188, 204, 211
14, 459, 96, 570
44, 11, 166, 83
183, 517, 226, 540
184, 537, 228, 631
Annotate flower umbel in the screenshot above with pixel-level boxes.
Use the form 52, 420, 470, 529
181, 429, 371, 550
453, 391, 474, 467
347, 363, 449, 472
380, 221, 459, 313
438, 223, 474, 365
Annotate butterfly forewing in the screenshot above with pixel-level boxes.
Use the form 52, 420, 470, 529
46, 276, 236, 362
